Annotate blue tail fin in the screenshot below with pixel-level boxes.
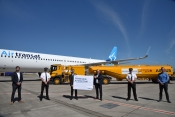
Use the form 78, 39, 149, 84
106, 46, 117, 61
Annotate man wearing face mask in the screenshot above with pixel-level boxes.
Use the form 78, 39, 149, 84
94, 69, 103, 101
126, 68, 138, 101
158, 67, 171, 103
70, 69, 78, 100
10, 66, 24, 105
40, 67, 51, 101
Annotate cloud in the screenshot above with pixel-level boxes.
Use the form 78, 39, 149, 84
92, 2, 130, 54
140, 0, 150, 36
166, 39, 175, 54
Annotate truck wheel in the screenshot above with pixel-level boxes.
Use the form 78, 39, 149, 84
168, 79, 170, 83
117, 79, 122, 81
152, 79, 158, 83
103, 78, 109, 84
54, 78, 61, 84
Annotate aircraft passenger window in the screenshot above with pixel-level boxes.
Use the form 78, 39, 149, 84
12, 56, 13, 58
46, 59, 47, 60
5, 56, 6, 57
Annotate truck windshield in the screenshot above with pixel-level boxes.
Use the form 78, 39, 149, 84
51, 66, 57, 72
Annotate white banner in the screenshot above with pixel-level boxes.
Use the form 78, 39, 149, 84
73, 75, 93, 90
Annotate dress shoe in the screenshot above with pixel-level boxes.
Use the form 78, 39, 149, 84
95, 97, 99, 99
126, 98, 130, 101
167, 100, 171, 103
100, 99, 102, 101
19, 100, 24, 103
10, 102, 14, 105
70, 97, 73, 100
75, 97, 78, 100
40, 98, 42, 101
157, 99, 161, 102
135, 99, 138, 101
46, 98, 50, 100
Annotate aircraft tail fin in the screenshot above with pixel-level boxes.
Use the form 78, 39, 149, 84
106, 46, 117, 61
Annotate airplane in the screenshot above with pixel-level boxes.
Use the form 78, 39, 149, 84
0, 46, 151, 73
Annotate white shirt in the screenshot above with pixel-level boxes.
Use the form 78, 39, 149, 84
17, 72, 20, 82
126, 73, 137, 81
41, 72, 51, 82
96, 74, 99, 83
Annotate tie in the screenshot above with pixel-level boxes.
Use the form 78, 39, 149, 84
131, 75, 132, 81
45, 73, 47, 82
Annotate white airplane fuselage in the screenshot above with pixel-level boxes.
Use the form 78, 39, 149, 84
0, 49, 104, 72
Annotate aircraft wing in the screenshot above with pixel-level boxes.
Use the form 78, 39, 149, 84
81, 46, 151, 66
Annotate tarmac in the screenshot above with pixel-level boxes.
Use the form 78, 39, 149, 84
0, 75, 175, 117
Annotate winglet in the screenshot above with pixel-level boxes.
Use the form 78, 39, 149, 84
146, 46, 151, 55
145, 46, 151, 57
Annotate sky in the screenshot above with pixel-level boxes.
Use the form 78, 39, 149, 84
0, 0, 175, 68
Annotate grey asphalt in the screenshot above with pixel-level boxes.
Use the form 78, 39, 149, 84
0, 75, 175, 117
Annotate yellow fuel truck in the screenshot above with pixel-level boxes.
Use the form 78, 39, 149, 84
49, 64, 85, 84
88, 65, 174, 84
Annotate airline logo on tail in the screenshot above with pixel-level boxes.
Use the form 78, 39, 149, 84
106, 46, 117, 61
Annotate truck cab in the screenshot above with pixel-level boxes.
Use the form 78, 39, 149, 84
50, 64, 85, 84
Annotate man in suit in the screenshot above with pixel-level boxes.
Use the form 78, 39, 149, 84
94, 69, 103, 101
40, 67, 51, 101
126, 68, 138, 101
158, 67, 171, 103
70, 69, 78, 100
10, 66, 24, 105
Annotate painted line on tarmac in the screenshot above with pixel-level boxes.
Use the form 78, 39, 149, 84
30, 104, 58, 111
87, 97, 175, 116
0, 92, 31, 94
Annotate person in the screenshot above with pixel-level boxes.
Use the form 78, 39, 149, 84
94, 69, 103, 101
40, 67, 51, 101
10, 66, 24, 105
69, 69, 78, 100
126, 68, 138, 101
158, 67, 171, 103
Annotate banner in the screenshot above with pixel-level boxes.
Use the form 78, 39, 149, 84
73, 75, 93, 90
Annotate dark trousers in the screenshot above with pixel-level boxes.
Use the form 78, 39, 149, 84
127, 82, 137, 100
40, 82, 49, 98
159, 82, 170, 101
71, 87, 77, 97
95, 84, 102, 99
11, 84, 22, 102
